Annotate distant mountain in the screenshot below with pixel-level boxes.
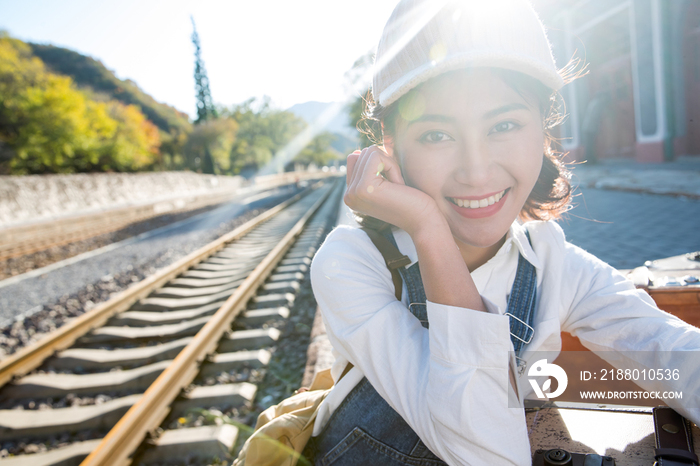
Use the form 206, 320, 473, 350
287, 101, 359, 156
287, 101, 358, 140
29, 43, 191, 135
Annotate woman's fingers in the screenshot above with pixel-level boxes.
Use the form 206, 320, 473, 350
344, 144, 439, 234
364, 146, 405, 187
377, 153, 405, 185
346, 145, 407, 211
347, 146, 377, 194
346, 150, 361, 187
349, 146, 391, 195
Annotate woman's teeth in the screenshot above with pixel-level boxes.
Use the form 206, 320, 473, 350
449, 189, 506, 209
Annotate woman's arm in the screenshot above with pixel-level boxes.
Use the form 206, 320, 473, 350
560, 241, 700, 424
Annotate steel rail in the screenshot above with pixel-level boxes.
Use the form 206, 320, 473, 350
80, 179, 338, 466
0, 184, 317, 389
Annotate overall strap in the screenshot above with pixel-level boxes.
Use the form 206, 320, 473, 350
506, 231, 537, 357
381, 229, 429, 327
361, 227, 410, 301
363, 227, 537, 356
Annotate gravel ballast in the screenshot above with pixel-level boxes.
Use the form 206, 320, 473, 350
0, 186, 301, 356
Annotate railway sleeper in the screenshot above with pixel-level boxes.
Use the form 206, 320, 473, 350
109, 302, 222, 326
217, 328, 280, 353
260, 280, 300, 295
137, 288, 293, 313
137, 424, 239, 465
204, 254, 266, 266
180, 267, 260, 280
198, 349, 272, 379
167, 271, 249, 288
273, 263, 309, 275
192, 262, 254, 273
114, 298, 291, 329
0, 438, 103, 466
179, 262, 308, 283
172, 382, 257, 414
268, 271, 305, 283
248, 292, 295, 310
1, 360, 172, 399
136, 288, 235, 310
0, 393, 142, 441
280, 256, 312, 267
78, 315, 212, 344
150, 278, 245, 299
45, 337, 193, 371
213, 247, 273, 260
283, 246, 318, 260
238, 306, 290, 326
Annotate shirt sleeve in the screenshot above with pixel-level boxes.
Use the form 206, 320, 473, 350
560, 241, 700, 424
310, 226, 531, 465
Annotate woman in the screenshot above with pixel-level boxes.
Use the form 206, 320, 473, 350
305, 0, 700, 464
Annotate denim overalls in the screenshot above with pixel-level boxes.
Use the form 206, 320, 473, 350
303, 232, 537, 465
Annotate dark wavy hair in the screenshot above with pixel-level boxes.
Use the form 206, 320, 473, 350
353, 67, 577, 230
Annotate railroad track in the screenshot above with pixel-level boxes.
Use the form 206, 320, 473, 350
0, 177, 343, 465
0, 171, 332, 262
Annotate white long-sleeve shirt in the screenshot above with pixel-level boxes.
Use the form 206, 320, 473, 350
309, 220, 700, 465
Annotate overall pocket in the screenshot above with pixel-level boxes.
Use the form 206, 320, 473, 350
319, 426, 446, 466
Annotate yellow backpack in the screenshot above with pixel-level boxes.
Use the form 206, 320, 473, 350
233, 365, 350, 466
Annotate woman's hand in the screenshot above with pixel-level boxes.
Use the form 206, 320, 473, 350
346, 145, 486, 312
344, 145, 441, 236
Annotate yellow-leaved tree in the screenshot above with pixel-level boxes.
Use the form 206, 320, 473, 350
0, 33, 161, 174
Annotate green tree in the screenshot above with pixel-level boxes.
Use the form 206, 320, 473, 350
227, 98, 306, 175
191, 17, 217, 124
183, 117, 238, 173
291, 132, 341, 168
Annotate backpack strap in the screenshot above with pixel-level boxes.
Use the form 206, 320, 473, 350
362, 227, 410, 301
653, 406, 699, 466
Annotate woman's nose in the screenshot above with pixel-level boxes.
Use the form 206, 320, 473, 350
452, 142, 493, 187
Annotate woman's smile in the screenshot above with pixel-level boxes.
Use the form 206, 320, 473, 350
446, 188, 510, 219
446, 188, 508, 208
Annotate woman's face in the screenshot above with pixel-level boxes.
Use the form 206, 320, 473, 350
391, 68, 545, 251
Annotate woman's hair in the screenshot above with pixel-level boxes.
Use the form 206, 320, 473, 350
353, 67, 574, 230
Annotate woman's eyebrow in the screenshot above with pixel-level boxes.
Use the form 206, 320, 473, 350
407, 114, 455, 127
483, 103, 530, 119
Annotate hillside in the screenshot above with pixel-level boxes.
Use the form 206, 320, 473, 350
29, 43, 191, 135
287, 101, 359, 155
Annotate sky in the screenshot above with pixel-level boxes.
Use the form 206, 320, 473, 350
0, 0, 399, 118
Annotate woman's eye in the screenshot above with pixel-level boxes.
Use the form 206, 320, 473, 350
420, 131, 452, 143
490, 122, 519, 134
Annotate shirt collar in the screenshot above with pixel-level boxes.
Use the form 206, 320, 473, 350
507, 221, 543, 270
391, 221, 542, 271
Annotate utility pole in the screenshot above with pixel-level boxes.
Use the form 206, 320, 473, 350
191, 16, 217, 124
